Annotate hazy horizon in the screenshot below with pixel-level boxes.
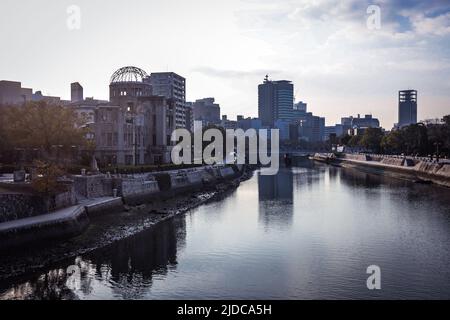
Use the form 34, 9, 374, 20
1, 0, 449, 128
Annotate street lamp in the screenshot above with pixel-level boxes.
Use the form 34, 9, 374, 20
434, 142, 442, 163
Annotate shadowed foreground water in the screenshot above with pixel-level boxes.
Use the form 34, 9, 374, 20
1, 162, 450, 299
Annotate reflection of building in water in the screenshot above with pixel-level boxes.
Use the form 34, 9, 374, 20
91, 217, 186, 299
258, 169, 294, 228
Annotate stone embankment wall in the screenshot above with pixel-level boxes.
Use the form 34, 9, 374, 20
313, 153, 450, 187
0, 183, 77, 223
0, 194, 48, 223
0, 205, 89, 249
0, 165, 243, 248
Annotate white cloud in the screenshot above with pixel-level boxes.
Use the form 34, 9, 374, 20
411, 13, 450, 36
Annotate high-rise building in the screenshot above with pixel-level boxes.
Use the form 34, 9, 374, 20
146, 72, 186, 129
71, 82, 84, 102
398, 90, 417, 128
258, 76, 294, 127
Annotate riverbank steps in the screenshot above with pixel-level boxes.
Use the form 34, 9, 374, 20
0, 164, 243, 250
313, 153, 450, 187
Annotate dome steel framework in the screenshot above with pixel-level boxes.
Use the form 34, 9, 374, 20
110, 66, 148, 83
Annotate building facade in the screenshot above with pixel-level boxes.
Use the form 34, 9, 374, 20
69, 67, 176, 166
145, 72, 186, 129
258, 76, 294, 127
192, 98, 221, 126
398, 89, 417, 128
0, 81, 32, 105
71, 82, 84, 103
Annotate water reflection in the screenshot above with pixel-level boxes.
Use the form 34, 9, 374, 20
86, 218, 184, 299
0, 218, 186, 300
258, 169, 294, 229
1, 161, 450, 299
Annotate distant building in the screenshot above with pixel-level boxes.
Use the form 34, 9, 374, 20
146, 72, 186, 129
398, 89, 417, 128
258, 76, 294, 127
185, 102, 194, 132
193, 98, 221, 126
275, 119, 293, 141
219, 115, 237, 130
71, 82, 84, 102
297, 113, 325, 142
324, 125, 346, 141
32, 91, 65, 104
351, 114, 380, 128
294, 101, 307, 113
334, 114, 380, 138
237, 117, 262, 131
0, 80, 70, 106
0, 80, 33, 105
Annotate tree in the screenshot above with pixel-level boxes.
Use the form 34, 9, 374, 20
348, 135, 361, 147
381, 130, 403, 154
443, 115, 450, 126
427, 114, 450, 157
360, 127, 384, 152
31, 160, 65, 195
2, 101, 89, 158
339, 134, 352, 146
402, 123, 428, 155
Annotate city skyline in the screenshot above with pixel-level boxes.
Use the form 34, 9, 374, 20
1, 0, 449, 128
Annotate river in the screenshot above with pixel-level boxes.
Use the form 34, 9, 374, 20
1, 161, 450, 299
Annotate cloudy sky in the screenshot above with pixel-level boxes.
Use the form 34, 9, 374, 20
1, 0, 449, 127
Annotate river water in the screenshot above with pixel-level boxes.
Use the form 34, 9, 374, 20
1, 161, 450, 299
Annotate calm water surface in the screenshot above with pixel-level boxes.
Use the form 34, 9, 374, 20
1, 162, 450, 299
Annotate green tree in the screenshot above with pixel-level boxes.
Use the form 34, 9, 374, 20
360, 127, 384, 152
402, 123, 428, 155
348, 135, 361, 148
339, 134, 352, 146
427, 114, 450, 157
381, 130, 403, 154
31, 160, 65, 196
3, 101, 89, 156
443, 115, 450, 126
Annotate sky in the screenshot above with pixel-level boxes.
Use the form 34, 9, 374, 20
1, 0, 449, 128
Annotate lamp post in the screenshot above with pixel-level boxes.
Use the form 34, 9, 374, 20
434, 142, 441, 163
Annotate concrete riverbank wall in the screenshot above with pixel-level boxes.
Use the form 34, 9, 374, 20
0, 165, 243, 249
313, 153, 450, 188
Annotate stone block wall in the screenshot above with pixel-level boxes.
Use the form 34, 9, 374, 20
120, 178, 159, 196
74, 175, 113, 199
0, 194, 47, 223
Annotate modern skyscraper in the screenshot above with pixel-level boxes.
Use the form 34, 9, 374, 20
146, 72, 186, 129
398, 90, 417, 128
258, 76, 294, 127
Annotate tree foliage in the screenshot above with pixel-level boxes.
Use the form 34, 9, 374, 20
342, 115, 450, 156
359, 127, 384, 153
1, 101, 89, 156
31, 160, 65, 195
